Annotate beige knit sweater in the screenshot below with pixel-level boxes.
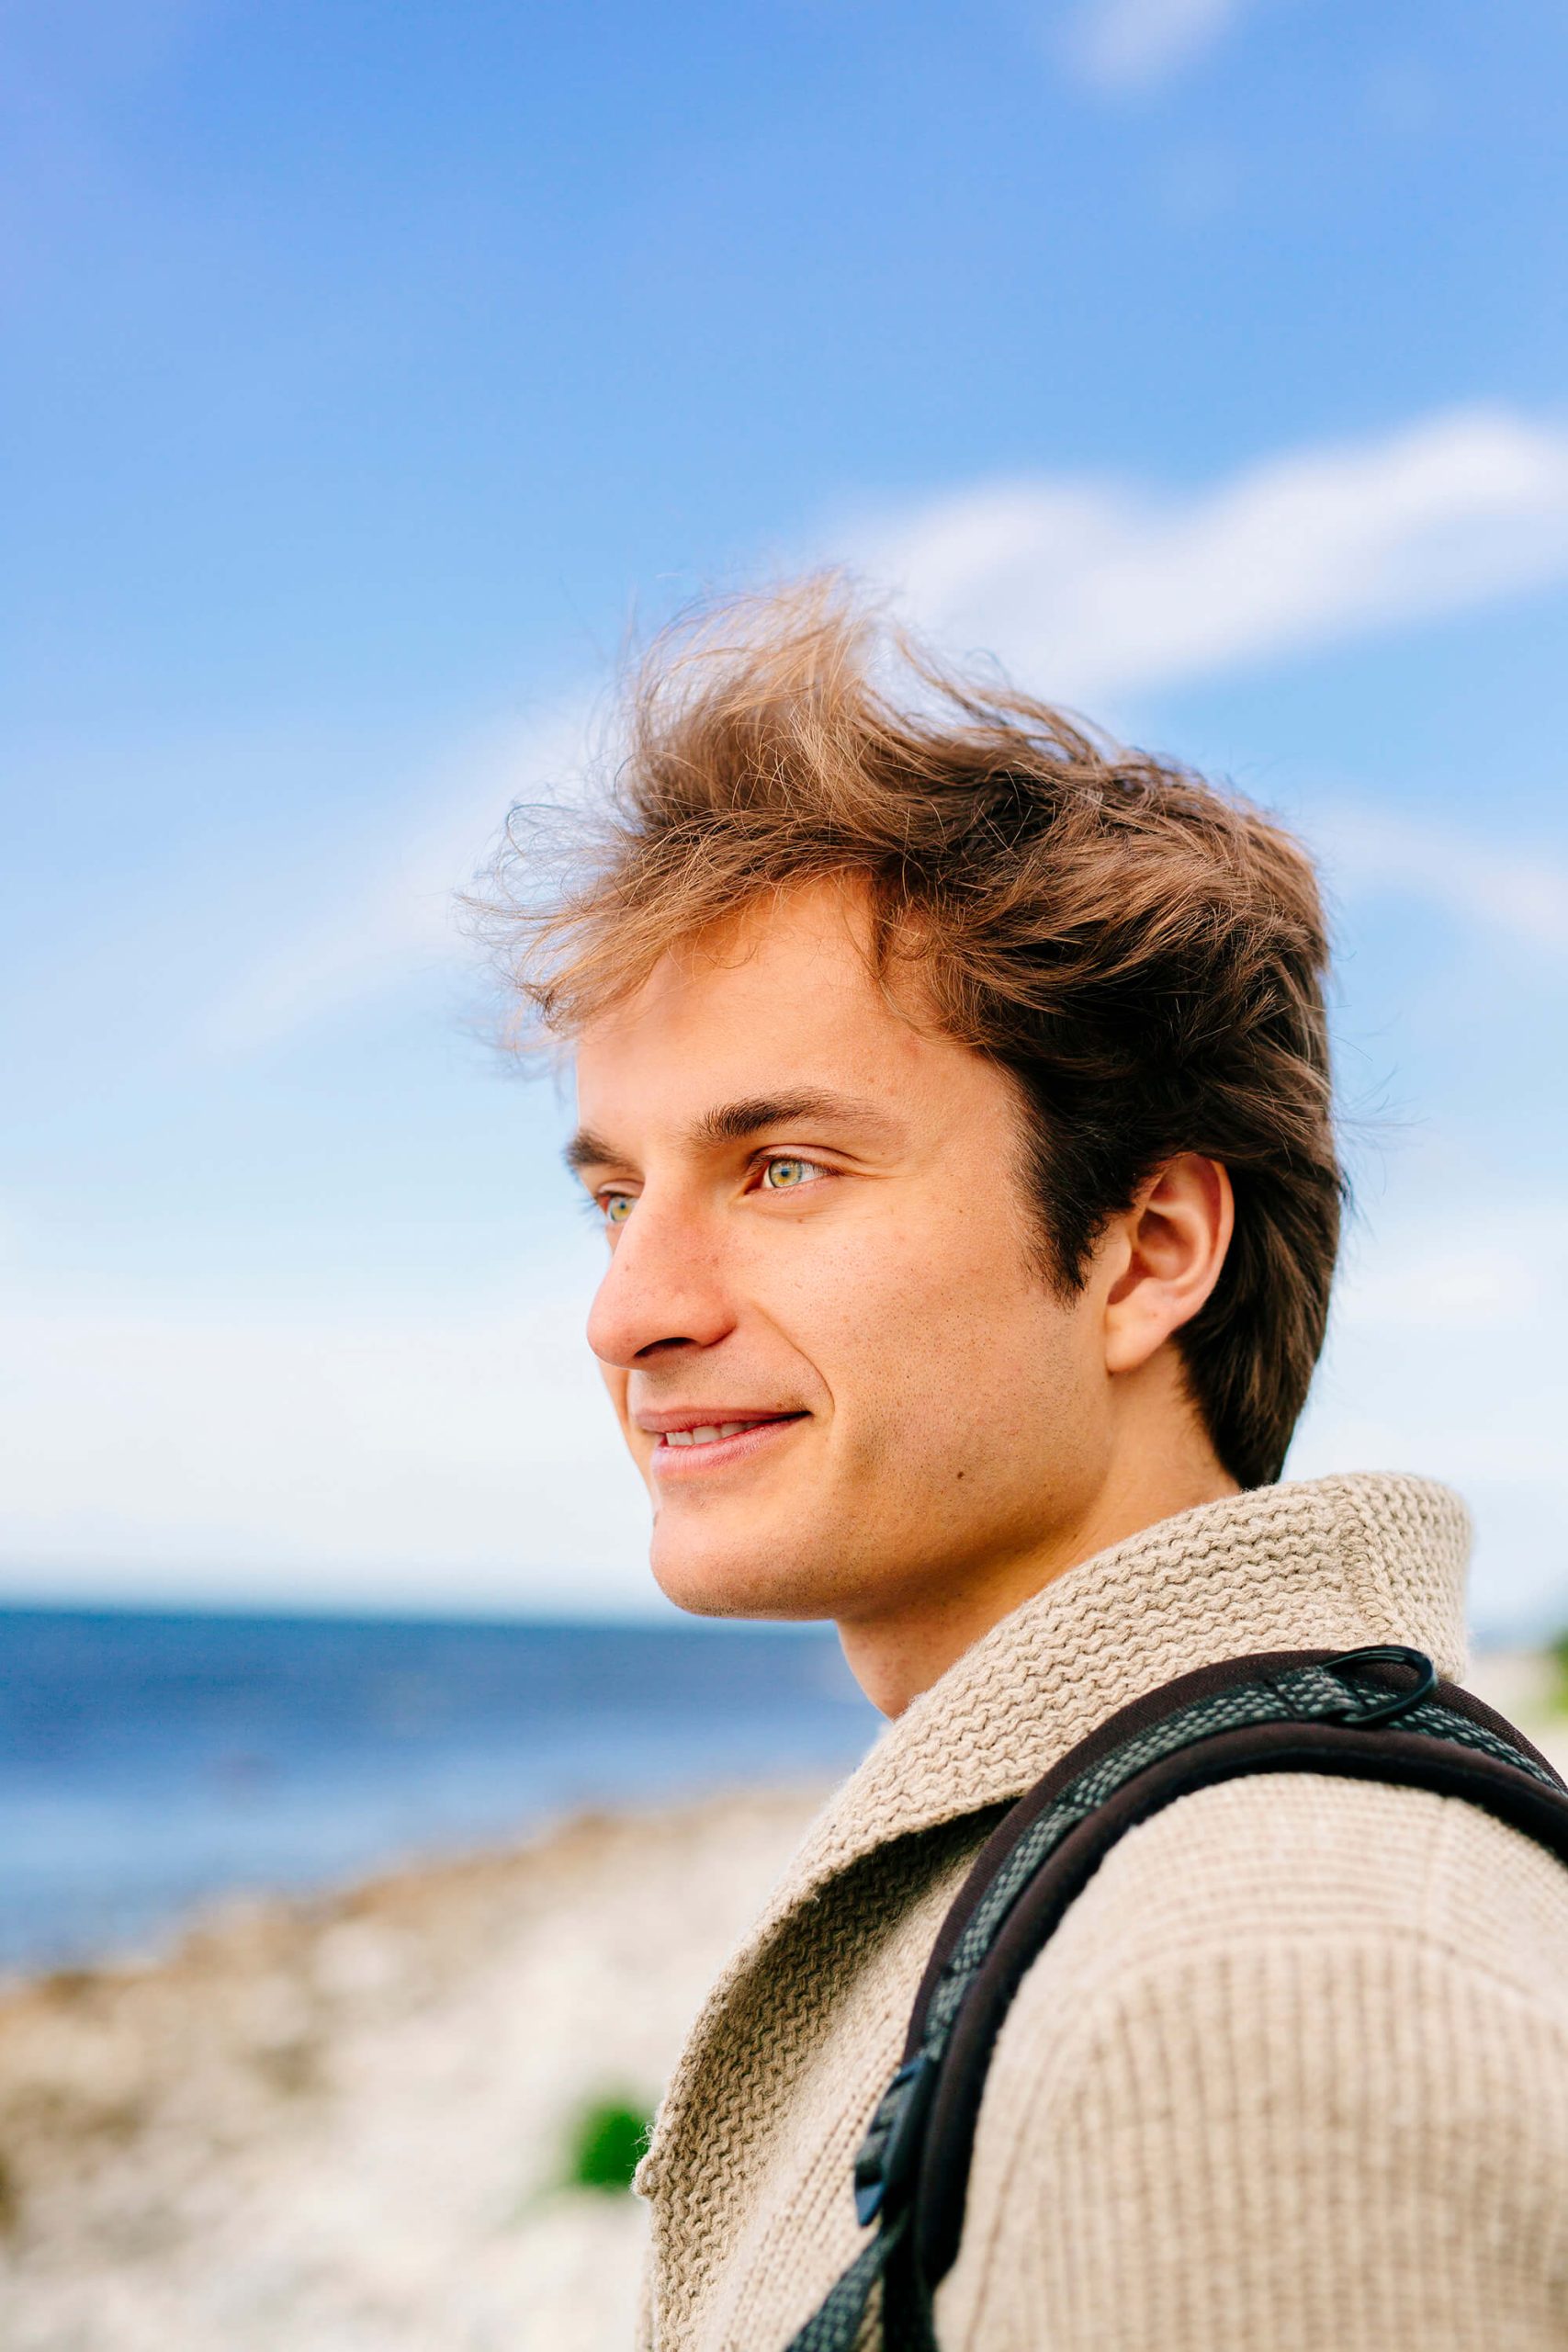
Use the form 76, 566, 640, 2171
636, 1474, 1568, 2351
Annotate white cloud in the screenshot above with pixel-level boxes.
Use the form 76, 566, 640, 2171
1317, 803, 1568, 961
1316, 804, 1568, 959
87, 407, 1568, 1073
852, 406, 1568, 707
0, 1250, 654, 1612
197, 701, 594, 1057
1291, 1191, 1568, 1636
8, 1182, 1564, 1633
1061, 0, 1253, 93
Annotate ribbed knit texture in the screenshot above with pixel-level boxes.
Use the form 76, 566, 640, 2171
636, 1473, 1568, 2350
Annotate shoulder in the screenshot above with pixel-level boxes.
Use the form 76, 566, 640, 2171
992, 1769, 1568, 2104
940, 1774, 1568, 2351
1043, 1766, 1568, 2007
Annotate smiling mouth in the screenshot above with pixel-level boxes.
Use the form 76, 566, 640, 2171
663, 1419, 781, 1449
647, 1413, 807, 1468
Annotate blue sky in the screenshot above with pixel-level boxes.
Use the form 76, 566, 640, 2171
4, 0, 1566, 1633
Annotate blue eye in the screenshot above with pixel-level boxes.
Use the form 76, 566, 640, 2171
761, 1158, 819, 1192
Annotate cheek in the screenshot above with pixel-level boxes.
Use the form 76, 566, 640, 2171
752, 1216, 916, 1383
769, 1200, 1077, 1435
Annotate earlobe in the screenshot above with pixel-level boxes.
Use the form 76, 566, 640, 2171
1102, 1156, 1234, 1376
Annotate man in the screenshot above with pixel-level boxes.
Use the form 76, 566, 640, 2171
491, 581, 1568, 2349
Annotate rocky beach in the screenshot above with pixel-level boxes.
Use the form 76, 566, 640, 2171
2, 1649, 1561, 2352
0, 1787, 821, 2352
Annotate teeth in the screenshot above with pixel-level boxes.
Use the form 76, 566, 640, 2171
663, 1420, 765, 1448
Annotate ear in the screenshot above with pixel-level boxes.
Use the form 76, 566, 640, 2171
1101, 1155, 1235, 1377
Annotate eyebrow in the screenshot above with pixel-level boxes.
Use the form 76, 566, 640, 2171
562, 1089, 900, 1177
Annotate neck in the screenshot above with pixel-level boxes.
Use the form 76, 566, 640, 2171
837, 1427, 1240, 1718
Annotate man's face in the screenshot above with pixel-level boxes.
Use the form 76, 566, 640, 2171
570, 880, 1111, 1631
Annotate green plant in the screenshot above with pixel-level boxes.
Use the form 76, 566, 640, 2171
564, 2095, 654, 2192
1549, 1631, 1568, 1718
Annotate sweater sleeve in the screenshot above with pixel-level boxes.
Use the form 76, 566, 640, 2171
937, 1776, 1568, 2352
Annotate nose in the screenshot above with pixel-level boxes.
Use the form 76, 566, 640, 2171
585, 1193, 738, 1369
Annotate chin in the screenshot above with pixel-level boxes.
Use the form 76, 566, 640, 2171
648, 1530, 848, 1623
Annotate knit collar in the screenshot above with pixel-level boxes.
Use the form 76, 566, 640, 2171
638, 1472, 1471, 2211
765, 1471, 1470, 1929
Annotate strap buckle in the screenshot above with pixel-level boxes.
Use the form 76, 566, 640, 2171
852, 2051, 938, 2227
1320, 1644, 1438, 1727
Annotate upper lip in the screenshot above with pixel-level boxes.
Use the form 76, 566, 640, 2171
633, 1408, 805, 1436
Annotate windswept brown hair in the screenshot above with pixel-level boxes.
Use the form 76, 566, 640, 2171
483, 577, 1341, 1489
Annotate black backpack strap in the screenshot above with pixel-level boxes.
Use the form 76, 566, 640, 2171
782, 1645, 1568, 2352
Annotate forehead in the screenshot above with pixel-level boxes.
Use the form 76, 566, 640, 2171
572, 881, 958, 1132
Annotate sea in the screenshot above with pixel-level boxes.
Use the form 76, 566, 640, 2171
0, 1606, 879, 1977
